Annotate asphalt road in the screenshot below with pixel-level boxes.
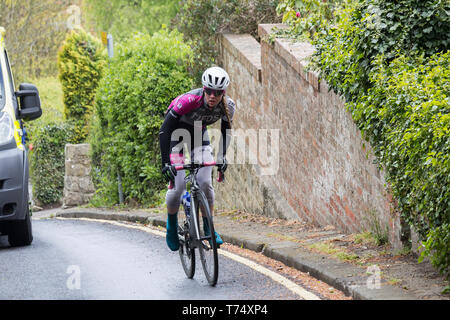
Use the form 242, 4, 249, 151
0, 217, 314, 300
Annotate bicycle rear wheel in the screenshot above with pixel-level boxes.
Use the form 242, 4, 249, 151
178, 219, 195, 279
195, 191, 218, 286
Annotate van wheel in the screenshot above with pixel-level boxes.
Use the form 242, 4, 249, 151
8, 195, 33, 247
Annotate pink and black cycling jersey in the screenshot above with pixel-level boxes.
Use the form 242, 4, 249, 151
159, 88, 235, 167
166, 88, 235, 126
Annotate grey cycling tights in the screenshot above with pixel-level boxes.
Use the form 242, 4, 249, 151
165, 145, 214, 212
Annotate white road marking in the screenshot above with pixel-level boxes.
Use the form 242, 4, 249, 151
55, 217, 321, 300
218, 249, 321, 300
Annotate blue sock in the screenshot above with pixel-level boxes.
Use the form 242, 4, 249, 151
166, 213, 179, 251
202, 216, 223, 246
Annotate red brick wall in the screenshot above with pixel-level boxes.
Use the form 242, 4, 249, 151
215, 24, 402, 248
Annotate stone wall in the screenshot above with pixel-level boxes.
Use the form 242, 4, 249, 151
214, 24, 402, 248
63, 144, 95, 207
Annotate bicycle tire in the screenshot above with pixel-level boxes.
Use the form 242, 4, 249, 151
195, 191, 219, 286
179, 218, 195, 279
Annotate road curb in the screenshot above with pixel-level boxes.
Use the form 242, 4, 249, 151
54, 208, 419, 300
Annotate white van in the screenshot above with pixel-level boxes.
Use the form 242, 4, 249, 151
0, 27, 42, 246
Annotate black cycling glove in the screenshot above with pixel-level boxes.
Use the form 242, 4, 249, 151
162, 164, 177, 182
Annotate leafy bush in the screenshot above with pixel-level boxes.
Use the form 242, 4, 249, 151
276, 0, 345, 40
90, 28, 193, 206
30, 122, 76, 205
278, 0, 449, 53
355, 52, 449, 260
57, 28, 107, 143
175, 0, 281, 83
313, 0, 449, 101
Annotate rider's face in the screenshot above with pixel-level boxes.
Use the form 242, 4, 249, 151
204, 89, 224, 108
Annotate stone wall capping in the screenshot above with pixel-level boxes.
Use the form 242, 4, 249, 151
222, 33, 262, 82
258, 23, 319, 91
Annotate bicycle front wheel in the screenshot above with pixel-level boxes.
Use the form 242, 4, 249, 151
195, 191, 218, 286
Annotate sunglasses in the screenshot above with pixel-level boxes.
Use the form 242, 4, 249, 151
204, 87, 224, 97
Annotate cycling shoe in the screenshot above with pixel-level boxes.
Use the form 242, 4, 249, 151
202, 217, 223, 247
166, 213, 179, 251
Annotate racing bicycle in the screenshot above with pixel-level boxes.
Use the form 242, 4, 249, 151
169, 162, 224, 286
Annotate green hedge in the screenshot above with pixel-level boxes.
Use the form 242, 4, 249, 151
90, 28, 193, 206
276, 0, 344, 40
57, 28, 107, 143
313, 0, 449, 101
354, 52, 450, 277
30, 122, 76, 205
276, 0, 450, 280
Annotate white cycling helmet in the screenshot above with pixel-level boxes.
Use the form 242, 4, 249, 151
202, 67, 230, 90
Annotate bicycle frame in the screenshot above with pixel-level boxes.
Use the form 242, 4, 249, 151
186, 168, 202, 248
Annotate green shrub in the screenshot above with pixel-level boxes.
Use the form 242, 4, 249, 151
313, 0, 450, 101
30, 122, 76, 205
90, 28, 193, 206
311, 4, 365, 101
175, 0, 281, 84
354, 52, 449, 230
276, 0, 345, 40
355, 52, 449, 278
57, 28, 107, 143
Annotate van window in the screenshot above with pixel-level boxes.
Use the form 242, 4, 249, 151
4, 50, 15, 92
4, 50, 17, 114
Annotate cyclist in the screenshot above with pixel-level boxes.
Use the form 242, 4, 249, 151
159, 66, 235, 251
